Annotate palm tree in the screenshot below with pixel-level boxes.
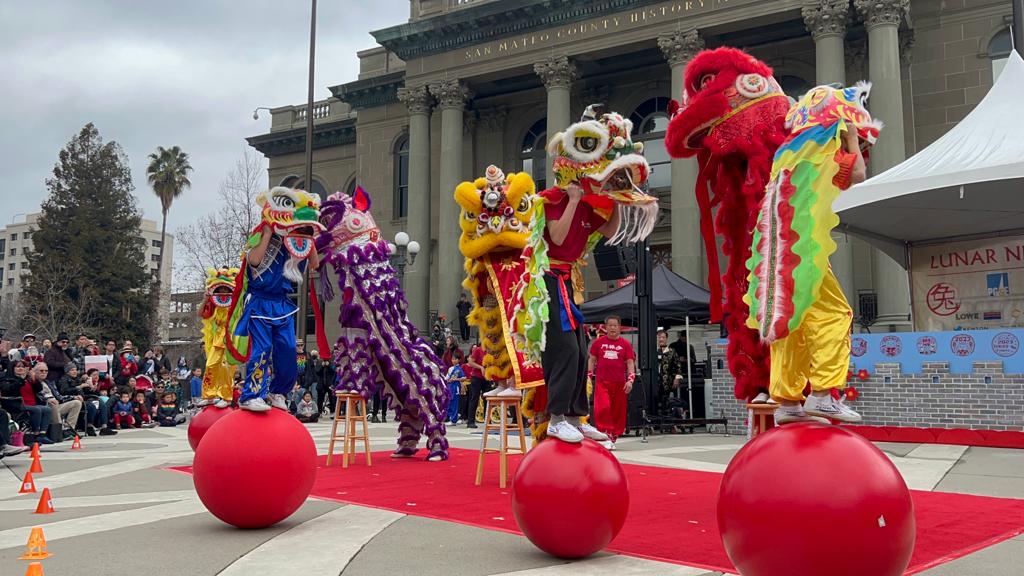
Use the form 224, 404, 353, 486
146, 145, 192, 299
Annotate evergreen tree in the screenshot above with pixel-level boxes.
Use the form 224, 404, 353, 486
24, 123, 154, 346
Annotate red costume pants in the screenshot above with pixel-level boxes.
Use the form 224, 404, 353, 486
593, 379, 627, 440
113, 413, 135, 428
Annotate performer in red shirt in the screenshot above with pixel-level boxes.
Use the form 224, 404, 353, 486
588, 316, 635, 448
464, 344, 488, 428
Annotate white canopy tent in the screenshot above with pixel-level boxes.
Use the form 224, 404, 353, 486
835, 51, 1024, 267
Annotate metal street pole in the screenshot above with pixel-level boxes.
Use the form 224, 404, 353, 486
1014, 0, 1024, 58
297, 0, 317, 343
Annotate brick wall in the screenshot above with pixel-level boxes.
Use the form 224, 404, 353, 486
708, 343, 1024, 435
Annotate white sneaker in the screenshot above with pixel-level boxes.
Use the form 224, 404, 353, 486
804, 393, 862, 423
268, 394, 289, 411
606, 440, 616, 451
767, 397, 779, 405
576, 422, 609, 442
240, 398, 272, 412
546, 420, 584, 443
195, 398, 213, 407
751, 392, 770, 404
214, 399, 230, 409
773, 404, 829, 425
497, 386, 522, 398
482, 385, 505, 398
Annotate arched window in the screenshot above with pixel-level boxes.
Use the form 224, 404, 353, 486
279, 175, 299, 188
394, 136, 409, 219
520, 118, 546, 190
293, 179, 328, 201
989, 28, 1012, 80
778, 75, 812, 100
345, 177, 357, 195
630, 97, 672, 190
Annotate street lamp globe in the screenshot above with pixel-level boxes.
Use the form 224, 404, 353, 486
387, 242, 397, 254
395, 231, 410, 247
407, 240, 421, 255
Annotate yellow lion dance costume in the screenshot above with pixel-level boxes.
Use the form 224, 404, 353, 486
199, 266, 239, 408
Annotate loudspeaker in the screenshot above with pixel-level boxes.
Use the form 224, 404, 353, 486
625, 374, 651, 429
593, 239, 637, 281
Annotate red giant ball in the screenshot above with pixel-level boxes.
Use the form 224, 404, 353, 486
193, 409, 317, 529
718, 424, 915, 576
511, 439, 629, 558
187, 406, 233, 451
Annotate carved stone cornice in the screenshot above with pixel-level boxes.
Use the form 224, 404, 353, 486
330, 71, 403, 110
429, 79, 472, 110
534, 56, 578, 91
396, 84, 433, 115
246, 119, 356, 158
802, 0, 850, 40
478, 106, 508, 132
854, 0, 909, 30
657, 28, 704, 67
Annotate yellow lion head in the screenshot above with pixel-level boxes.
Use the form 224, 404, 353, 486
454, 165, 536, 260
255, 186, 325, 260
204, 267, 239, 308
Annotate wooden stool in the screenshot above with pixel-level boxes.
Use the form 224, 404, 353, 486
746, 403, 776, 439
475, 395, 527, 488
327, 392, 371, 468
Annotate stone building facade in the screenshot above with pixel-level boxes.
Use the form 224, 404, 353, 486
248, 0, 1015, 342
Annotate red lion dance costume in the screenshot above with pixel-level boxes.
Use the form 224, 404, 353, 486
664, 48, 791, 401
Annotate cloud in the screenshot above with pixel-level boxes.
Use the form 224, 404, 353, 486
0, 0, 406, 269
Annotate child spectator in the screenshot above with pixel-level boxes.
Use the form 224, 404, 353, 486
445, 356, 464, 424
132, 391, 157, 428
160, 369, 182, 410
295, 392, 318, 423
117, 345, 138, 387
112, 390, 135, 429
189, 367, 202, 407
156, 392, 183, 426
288, 382, 305, 414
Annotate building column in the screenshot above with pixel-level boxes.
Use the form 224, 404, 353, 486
535, 56, 577, 187
804, 0, 855, 297
430, 79, 472, 330
396, 84, 434, 330
856, 0, 911, 328
658, 29, 704, 285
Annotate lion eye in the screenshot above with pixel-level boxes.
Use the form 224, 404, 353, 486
698, 73, 716, 91
274, 195, 295, 208
517, 198, 530, 212
576, 136, 599, 152
464, 211, 475, 221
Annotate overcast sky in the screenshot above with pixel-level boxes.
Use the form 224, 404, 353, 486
0, 0, 407, 255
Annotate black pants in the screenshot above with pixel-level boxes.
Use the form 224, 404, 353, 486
0, 409, 11, 446
459, 316, 470, 341
542, 273, 589, 417
371, 389, 382, 419
466, 376, 488, 424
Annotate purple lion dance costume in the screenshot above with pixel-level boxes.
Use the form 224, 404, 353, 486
316, 186, 450, 461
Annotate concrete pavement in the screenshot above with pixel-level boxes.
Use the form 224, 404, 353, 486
1, 419, 1021, 575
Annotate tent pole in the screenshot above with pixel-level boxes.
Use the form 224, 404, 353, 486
685, 315, 693, 418
905, 243, 916, 330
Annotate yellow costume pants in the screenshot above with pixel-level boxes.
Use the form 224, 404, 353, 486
769, 269, 852, 402
201, 345, 234, 402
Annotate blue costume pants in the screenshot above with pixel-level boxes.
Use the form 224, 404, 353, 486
240, 310, 298, 403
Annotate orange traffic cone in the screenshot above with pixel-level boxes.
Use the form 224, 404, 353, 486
29, 451, 42, 474
34, 488, 55, 514
71, 435, 82, 450
30, 442, 40, 459
18, 527, 51, 560
19, 470, 37, 494
24, 562, 44, 576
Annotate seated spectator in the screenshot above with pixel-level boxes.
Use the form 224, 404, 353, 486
156, 392, 184, 426
112, 390, 135, 429
35, 364, 82, 437
1, 408, 30, 457
159, 369, 181, 410
288, 382, 305, 414
76, 369, 117, 436
44, 333, 73, 384
295, 392, 319, 423
1, 360, 53, 444
445, 356, 464, 425
116, 345, 139, 387
131, 391, 157, 428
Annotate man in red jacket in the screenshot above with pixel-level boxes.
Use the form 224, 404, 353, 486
588, 316, 635, 449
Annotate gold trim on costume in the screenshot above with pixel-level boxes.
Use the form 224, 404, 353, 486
484, 255, 545, 390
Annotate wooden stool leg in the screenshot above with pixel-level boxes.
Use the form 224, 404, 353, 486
475, 400, 490, 486
514, 403, 526, 454
343, 397, 353, 468
499, 400, 509, 489
326, 394, 343, 466
361, 399, 371, 466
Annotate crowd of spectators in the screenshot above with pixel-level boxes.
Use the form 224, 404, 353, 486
1, 332, 193, 458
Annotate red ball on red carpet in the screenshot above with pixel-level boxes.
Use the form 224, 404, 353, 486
187, 406, 233, 451
193, 408, 317, 529
511, 438, 629, 558
718, 423, 915, 576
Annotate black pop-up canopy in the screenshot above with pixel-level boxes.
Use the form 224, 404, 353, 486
580, 264, 711, 326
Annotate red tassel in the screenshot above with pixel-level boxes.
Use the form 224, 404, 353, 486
309, 279, 330, 354
695, 154, 723, 321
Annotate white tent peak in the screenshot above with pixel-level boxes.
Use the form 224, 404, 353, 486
836, 50, 1024, 213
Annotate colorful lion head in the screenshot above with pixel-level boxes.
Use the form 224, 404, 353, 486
256, 186, 325, 260
201, 266, 239, 319
316, 186, 381, 254
547, 104, 658, 244
665, 47, 791, 159
454, 165, 536, 260
785, 82, 883, 155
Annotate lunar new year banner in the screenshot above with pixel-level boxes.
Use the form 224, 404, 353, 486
912, 235, 1024, 331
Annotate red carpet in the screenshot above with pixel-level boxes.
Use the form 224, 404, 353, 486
171, 447, 1024, 574
845, 425, 1024, 449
